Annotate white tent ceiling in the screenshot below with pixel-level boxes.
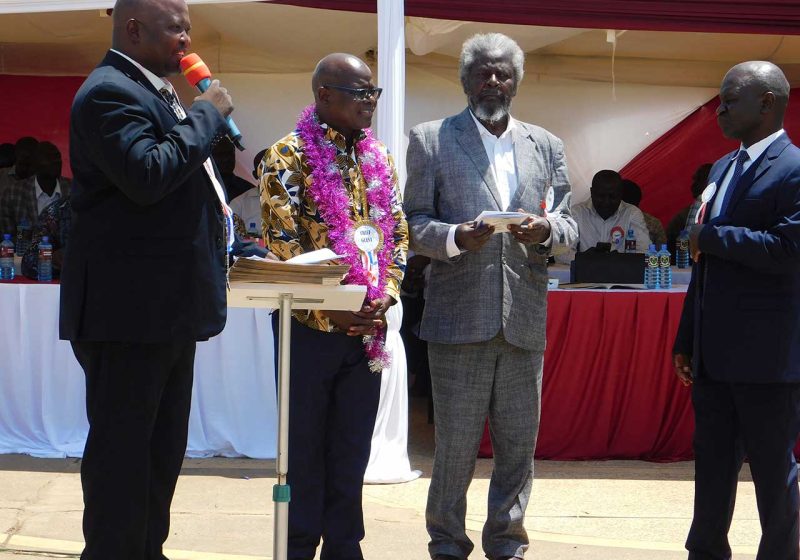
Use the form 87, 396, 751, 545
0, 2, 798, 86
1, 1, 797, 200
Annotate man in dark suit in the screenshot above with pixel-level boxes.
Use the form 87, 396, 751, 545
59, 0, 234, 558
673, 61, 800, 560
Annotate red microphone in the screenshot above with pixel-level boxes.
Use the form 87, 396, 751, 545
180, 53, 244, 151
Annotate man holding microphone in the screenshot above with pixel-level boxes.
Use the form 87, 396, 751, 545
60, 0, 235, 557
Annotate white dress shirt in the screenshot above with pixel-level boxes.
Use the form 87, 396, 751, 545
34, 176, 62, 214
445, 111, 519, 258
230, 187, 262, 235
572, 199, 652, 252
709, 129, 785, 219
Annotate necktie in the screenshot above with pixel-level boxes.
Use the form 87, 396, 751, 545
159, 87, 234, 254
718, 150, 749, 217
160, 88, 186, 120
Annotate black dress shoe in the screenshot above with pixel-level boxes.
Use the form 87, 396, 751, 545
432, 555, 461, 560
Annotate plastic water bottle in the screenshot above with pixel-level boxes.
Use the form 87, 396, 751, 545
0, 234, 14, 280
659, 244, 672, 289
624, 228, 637, 253
15, 219, 30, 256
676, 230, 690, 269
38, 236, 53, 282
644, 244, 659, 289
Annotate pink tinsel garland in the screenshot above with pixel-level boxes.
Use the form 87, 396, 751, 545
296, 105, 397, 372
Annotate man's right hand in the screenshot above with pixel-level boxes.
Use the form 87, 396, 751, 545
455, 221, 494, 252
195, 80, 234, 118
673, 353, 693, 386
322, 310, 382, 337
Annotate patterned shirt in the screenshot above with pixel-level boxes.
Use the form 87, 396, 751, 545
21, 196, 71, 279
259, 123, 408, 333
0, 176, 70, 237
686, 197, 703, 226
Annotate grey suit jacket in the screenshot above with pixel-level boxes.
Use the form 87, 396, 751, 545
404, 108, 578, 351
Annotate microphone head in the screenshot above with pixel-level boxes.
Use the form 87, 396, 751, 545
180, 53, 211, 86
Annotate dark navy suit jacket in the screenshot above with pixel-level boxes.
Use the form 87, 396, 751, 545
674, 133, 800, 383
60, 50, 229, 343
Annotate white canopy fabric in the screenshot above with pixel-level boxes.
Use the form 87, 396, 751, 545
1, 2, 798, 199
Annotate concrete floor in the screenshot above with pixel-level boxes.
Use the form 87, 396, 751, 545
0, 397, 762, 560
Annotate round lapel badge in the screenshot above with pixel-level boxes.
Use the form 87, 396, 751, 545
353, 222, 382, 253
701, 182, 717, 203
545, 186, 555, 212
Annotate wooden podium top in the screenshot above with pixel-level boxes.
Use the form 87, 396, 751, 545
227, 281, 367, 311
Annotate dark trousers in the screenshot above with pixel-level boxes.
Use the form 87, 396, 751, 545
688, 378, 800, 560
71, 340, 196, 560
272, 314, 381, 560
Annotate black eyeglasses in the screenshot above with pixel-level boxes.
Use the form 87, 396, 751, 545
323, 84, 383, 101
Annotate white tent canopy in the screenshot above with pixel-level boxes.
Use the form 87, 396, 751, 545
1, 1, 798, 198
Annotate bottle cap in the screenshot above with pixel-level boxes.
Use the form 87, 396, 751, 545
2, 234, 10, 240
649, 244, 656, 251
661, 244, 667, 250
42, 236, 49, 243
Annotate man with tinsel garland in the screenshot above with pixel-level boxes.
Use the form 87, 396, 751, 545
258, 53, 408, 560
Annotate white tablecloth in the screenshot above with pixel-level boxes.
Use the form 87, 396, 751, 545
0, 283, 277, 459
0, 282, 419, 483
364, 302, 421, 484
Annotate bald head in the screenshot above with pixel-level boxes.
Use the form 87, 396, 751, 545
717, 60, 790, 146
311, 53, 371, 101
311, 53, 377, 144
725, 61, 790, 107
110, 0, 190, 77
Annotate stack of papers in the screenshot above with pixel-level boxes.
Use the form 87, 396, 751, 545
229, 249, 349, 285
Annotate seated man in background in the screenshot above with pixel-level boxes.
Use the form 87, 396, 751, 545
230, 148, 267, 237
21, 196, 71, 279
0, 141, 70, 236
0, 136, 38, 201
621, 178, 666, 247
572, 169, 650, 252
665, 162, 712, 254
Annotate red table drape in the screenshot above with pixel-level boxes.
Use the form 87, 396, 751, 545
268, 1, 800, 34
477, 289, 800, 461
479, 289, 695, 461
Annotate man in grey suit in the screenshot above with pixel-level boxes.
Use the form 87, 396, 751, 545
404, 33, 578, 560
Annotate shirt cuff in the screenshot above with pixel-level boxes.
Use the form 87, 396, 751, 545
446, 225, 464, 258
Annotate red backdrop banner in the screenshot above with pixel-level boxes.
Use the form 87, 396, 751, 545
268, 0, 800, 34
621, 88, 800, 226
0, 75, 84, 178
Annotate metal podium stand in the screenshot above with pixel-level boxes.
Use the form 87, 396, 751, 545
228, 281, 367, 560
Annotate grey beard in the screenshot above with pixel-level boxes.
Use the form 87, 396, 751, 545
470, 97, 511, 124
